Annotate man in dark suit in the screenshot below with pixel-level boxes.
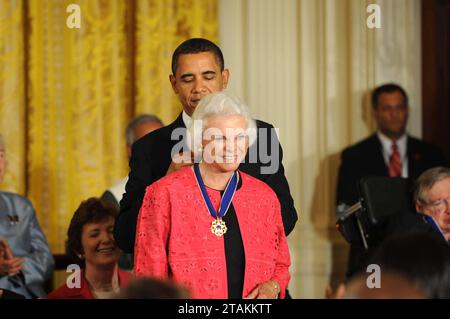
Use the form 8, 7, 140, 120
336, 83, 447, 277
337, 83, 447, 207
114, 38, 298, 254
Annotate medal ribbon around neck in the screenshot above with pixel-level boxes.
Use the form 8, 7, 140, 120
193, 163, 238, 236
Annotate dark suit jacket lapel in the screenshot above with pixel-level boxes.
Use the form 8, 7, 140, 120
167, 112, 187, 152
369, 134, 389, 176
407, 136, 419, 178
169, 112, 185, 130
152, 112, 186, 179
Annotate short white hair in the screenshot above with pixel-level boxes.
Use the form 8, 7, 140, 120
187, 92, 257, 158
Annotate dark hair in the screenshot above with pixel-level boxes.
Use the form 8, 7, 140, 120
117, 277, 189, 299
171, 38, 224, 74
369, 233, 450, 298
66, 198, 118, 265
371, 83, 408, 109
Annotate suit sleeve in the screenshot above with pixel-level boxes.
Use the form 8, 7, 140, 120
134, 184, 171, 280
20, 203, 54, 287
115, 140, 153, 253
258, 124, 298, 236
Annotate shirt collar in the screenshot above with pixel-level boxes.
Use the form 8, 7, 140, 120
377, 131, 407, 158
182, 111, 192, 129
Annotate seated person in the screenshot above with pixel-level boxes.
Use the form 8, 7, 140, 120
344, 167, 450, 277
47, 198, 131, 299
380, 167, 450, 243
0, 134, 54, 298
413, 166, 450, 242
369, 233, 450, 298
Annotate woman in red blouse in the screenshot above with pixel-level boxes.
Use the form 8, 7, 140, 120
47, 198, 132, 299
134, 92, 290, 299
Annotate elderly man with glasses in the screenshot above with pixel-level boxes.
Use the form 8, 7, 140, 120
414, 167, 450, 243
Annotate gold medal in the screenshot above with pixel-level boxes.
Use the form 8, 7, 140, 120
211, 218, 227, 237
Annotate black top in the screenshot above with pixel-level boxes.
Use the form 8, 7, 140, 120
210, 174, 245, 299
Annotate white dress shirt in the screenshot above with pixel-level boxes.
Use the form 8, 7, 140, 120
377, 131, 408, 177
182, 110, 192, 128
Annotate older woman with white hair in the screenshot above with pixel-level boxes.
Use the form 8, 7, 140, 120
134, 92, 290, 299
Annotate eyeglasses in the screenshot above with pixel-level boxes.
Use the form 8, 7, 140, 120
426, 197, 450, 213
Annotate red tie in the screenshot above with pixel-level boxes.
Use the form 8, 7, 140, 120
389, 142, 402, 177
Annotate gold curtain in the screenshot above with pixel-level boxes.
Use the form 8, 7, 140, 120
0, 0, 218, 253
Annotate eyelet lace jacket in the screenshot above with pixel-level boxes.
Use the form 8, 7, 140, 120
134, 167, 291, 299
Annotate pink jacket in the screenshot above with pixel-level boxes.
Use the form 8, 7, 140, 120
134, 167, 291, 299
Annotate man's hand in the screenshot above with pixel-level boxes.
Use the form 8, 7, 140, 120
245, 280, 280, 299
166, 152, 195, 175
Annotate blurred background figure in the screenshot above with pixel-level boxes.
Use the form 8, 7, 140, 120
327, 233, 450, 298
47, 198, 131, 299
117, 277, 189, 299
0, 134, 54, 299
368, 233, 450, 299
337, 83, 447, 208
342, 272, 426, 299
101, 114, 164, 211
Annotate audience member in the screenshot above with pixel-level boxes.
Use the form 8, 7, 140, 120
0, 134, 54, 299
47, 198, 131, 299
117, 277, 189, 299
369, 233, 450, 298
101, 114, 164, 210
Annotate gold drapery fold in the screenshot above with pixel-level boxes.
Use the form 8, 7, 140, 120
0, 0, 26, 195
135, 0, 218, 123
0, 0, 218, 252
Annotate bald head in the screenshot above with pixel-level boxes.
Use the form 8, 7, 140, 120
125, 115, 164, 158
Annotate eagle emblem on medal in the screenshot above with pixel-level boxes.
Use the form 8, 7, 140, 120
211, 218, 227, 237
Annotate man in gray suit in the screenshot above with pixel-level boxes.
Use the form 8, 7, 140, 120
0, 134, 54, 298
